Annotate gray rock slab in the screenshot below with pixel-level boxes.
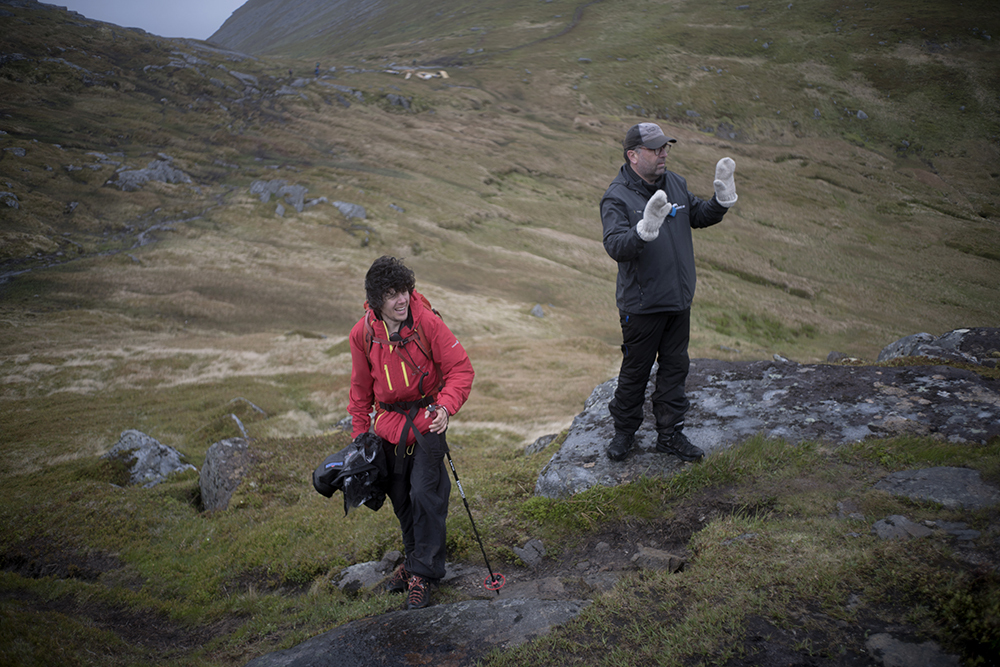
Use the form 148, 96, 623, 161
536, 359, 1000, 498
242, 597, 590, 667
874, 467, 1000, 510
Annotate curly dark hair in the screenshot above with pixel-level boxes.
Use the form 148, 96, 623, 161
365, 256, 415, 315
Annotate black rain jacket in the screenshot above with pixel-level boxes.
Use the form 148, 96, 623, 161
601, 163, 728, 314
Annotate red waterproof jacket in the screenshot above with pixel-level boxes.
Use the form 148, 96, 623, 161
348, 291, 475, 446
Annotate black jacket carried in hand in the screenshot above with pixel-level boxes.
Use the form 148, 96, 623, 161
600, 163, 728, 315
312, 433, 388, 515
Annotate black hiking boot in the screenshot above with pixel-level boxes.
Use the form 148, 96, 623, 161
385, 564, 408, 593
656, 431, 704, 462
406, 575, 431, 610
606, 431, 635, 462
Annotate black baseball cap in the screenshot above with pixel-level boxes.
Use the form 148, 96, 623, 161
623, 122, 677, 151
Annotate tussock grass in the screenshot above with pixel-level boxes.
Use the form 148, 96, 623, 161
479, 435, 1000, 666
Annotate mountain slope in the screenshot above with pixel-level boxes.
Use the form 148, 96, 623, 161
208, 0, 389, 56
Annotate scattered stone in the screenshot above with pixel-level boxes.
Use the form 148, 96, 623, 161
275, 202, 285, 217
1, 191, 18, 209
332, 201, 366, 219
874, 467, 1000, 510
630, 545, 684, 572
871, 515, 934, 540
199, 437, 254, 512
865, 633, 961, 667
112, 158, 191, 191
250, 179, 286, 202
336, 551, 400, 593
101, 430, 196, 488
530, 304, 545, 318
3, 147, 26, 157
512, 538, 546, 568
858, 110, 869, 120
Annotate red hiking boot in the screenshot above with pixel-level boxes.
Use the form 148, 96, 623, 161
406, 575, 431, 610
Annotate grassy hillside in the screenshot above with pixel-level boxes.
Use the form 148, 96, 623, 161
1, 0, 999, 664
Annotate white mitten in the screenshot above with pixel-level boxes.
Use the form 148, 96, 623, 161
636, 190, 671, 241
713, 157, 738, 207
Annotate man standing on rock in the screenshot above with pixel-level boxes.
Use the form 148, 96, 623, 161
600, 123, 737, 462
348, 256, 475, 609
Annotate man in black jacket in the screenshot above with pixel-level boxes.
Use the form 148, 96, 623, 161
601, 122, 737, 462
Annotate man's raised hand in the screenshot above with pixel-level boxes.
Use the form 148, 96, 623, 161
637, 190, 672, 241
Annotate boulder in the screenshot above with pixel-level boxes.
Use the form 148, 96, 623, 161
877, 327, 1000, 368
536, 354, 1000, 498
101, 430, 196, 488
199, 437, 254, 512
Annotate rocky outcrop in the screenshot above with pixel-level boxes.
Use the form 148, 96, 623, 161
101, 430, 196, 488
536, 329, 1000, 499
111, 155, 192, 191
877, 327, 1000, 368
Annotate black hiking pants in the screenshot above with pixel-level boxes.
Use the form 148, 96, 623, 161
609, 309, 691, 437
384, 430, 450, 581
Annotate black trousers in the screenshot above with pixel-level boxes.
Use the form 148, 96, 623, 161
609, 309, 691, 436
384, 431, 450, 581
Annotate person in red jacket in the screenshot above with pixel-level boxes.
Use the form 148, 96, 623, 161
348, 256, 475, 609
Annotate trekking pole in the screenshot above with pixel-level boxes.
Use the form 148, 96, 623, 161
445, 450, 505, 594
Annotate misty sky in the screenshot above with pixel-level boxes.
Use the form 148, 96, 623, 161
55, 0, 247, 41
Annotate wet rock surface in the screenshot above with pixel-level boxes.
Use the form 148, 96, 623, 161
243, 598, 590, 667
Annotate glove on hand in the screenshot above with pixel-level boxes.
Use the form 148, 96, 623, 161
713, 157, 738, 207
636, 190, 672, 241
